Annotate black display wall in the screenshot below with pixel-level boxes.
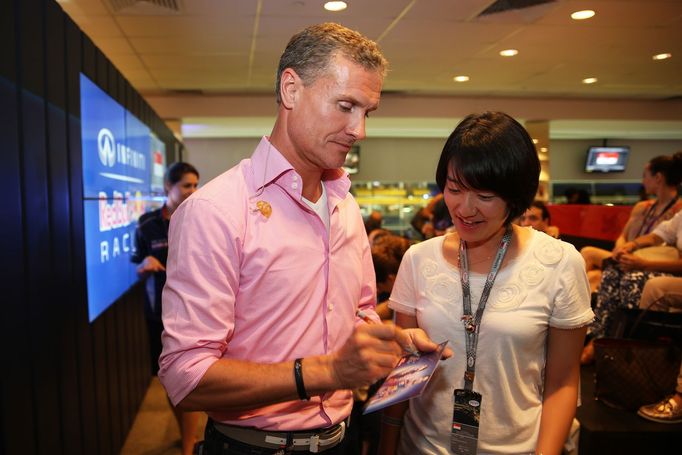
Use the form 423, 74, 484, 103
1, 1, 181, 453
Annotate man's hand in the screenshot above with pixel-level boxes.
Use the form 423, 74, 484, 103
329, 322, 404, 389
137, 255, 165, 275
328, 323, 453, 390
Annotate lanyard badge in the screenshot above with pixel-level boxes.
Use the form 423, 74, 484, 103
451, 224, 512, 454
451, 389, 482, 455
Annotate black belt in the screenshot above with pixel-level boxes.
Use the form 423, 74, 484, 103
209, 418, 347, 453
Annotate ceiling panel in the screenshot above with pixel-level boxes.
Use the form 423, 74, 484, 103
71, 15, 123, 38
55, 0, 682, 139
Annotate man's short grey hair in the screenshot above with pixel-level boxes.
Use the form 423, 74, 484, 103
275, 22, 388, 104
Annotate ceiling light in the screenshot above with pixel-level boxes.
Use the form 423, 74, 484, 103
499, 49, 518, 57
324, 1, 347, 11
532, 138, 539, 144
582, 77, 598, 84
652, 53, 672, 61
540, 147, 548, 153
453, 75, 470, 82
571, 10, 595, 20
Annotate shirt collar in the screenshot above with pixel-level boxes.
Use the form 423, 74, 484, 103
250, 136, 351, 202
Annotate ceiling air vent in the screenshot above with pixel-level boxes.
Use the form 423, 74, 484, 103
109, 0, 181, 14
479, 0, 556, 16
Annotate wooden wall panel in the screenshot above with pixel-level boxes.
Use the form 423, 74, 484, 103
19, 0, 63, 452
65, 17, 100, 455
0, 0, 33, 453
1, 1, 182, 453
45, 2, 82, 453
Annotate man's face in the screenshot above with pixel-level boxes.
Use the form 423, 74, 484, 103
518, 206, 548, 232
287, 54, 383, 172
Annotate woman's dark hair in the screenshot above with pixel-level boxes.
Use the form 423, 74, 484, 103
648, 151, 682, 187
435, 111, 540, 224
164, 162, 199, 186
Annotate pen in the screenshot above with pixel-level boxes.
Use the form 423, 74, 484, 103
356, 309, 420, 357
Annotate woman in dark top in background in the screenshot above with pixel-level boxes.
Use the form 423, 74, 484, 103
132, 161, 200, 455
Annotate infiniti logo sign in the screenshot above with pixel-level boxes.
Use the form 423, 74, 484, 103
98, 128, 116, 167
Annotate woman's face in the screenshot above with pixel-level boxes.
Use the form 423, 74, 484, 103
641, 164, 659, 194
443, 173, 509, 248
166, 172, 199, 209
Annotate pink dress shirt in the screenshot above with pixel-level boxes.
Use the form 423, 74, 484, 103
159, 137, 378, 430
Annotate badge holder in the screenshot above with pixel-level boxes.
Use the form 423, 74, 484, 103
451, 388, 482, 455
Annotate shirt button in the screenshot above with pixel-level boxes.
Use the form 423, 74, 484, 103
292, 175, 298, 181
292, 182, 298, 190
327, 303, 334, 311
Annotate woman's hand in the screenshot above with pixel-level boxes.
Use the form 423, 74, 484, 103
617, 253, 648, 271
613, 241, 637, 260
399, 327, 453, 360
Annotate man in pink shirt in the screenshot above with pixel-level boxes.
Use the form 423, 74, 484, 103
159, 23, 445, 454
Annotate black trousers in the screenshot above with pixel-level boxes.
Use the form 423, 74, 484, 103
201, 420, 348, 455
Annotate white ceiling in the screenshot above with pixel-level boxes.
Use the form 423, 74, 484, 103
57, 0, 682, 139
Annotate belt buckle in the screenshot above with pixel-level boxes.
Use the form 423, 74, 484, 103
309, 434, 320, 453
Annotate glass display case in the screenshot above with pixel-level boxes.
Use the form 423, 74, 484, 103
351, 181, 439, 236
550, 180, 643, 205
353, 179, 643, 238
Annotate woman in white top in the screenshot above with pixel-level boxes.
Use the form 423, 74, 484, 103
378, 112, 594, 455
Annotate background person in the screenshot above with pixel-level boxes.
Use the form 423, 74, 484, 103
564, 188, 591, 204
378, 112, 593, 455
518, 200, 560, 238
364, 210, 383, 235
345, 233, 412, 455
582, 210, 682, 364
132, 161, 201, 455
636, 276, 682, 424
580, 152, 682, 292
158, 23, 445, 455
372, 234, 411, 320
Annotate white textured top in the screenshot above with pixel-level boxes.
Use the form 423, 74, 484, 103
652, 210, 682, 251
389, 228, 594, 454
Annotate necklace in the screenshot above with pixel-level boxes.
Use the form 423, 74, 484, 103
458, 251, 494, 266
458, 233, 506, 266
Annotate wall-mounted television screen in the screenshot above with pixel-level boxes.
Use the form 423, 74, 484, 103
343, 145, 360, 175
80, 73, 166, 322
585, 146, 630, 173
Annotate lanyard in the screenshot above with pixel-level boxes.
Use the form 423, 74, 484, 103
459, 224, 513, 390
637, 196, 678, 237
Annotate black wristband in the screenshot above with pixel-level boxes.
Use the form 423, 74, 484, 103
293, 358, 309, 401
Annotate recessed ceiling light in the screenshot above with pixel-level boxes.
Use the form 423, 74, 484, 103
571, 10, 595, 20
324, 1, 347, 11
453, 75, 470, 82
540, 147, 548, 153
499, 49, 518, 57
532, 138, 539, 144
652, 53, 672, 61
582, 77, 598, 84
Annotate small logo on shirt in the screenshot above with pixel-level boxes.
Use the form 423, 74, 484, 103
151, 239, 168, 250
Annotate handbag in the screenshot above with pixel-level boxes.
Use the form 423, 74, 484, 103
608, 307, 682, 344
593, 337, 681, 411
593, 307, 682, 411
